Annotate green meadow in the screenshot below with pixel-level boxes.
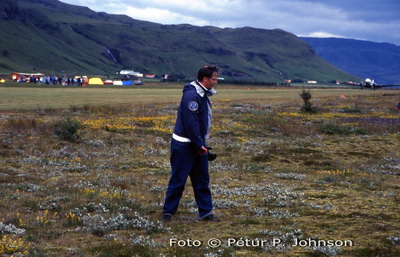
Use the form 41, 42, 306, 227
0, 84, 399, 256
0, 82, 388, 109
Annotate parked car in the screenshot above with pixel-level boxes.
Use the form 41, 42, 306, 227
133, 79, 143, 85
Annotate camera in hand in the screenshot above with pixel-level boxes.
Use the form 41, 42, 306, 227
206, 147, 217, 161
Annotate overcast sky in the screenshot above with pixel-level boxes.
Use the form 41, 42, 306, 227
61, 0, 400, 46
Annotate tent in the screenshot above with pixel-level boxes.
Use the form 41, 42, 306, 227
113, 80, 123, 86
88, 77, 104, 85
122, 80, 132, 86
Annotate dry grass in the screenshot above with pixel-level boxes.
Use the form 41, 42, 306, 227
0, 87, 399, 256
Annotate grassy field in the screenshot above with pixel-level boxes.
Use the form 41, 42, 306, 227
0, 82, 388, 110
0, 84, 399, 256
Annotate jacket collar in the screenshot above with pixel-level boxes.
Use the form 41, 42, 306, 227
190, 81, 217, 97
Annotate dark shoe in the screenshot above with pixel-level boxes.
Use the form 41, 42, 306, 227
162, 214, 172, 222
200, 214, 220, 222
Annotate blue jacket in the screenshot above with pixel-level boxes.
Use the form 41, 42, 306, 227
173, 81, 216, 150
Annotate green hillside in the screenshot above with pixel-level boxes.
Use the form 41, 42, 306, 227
0, 0, 359, 82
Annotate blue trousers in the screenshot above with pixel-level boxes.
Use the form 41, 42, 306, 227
163, 139, 213, 217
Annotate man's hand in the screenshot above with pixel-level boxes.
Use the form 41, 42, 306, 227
198, 146, 208, 156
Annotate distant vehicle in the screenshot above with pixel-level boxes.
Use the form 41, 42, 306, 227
358, 78, 381, 90
119, 70, 143, 77
344, 81, 358, 85
357, 79, 399, 90
338, 78, 388, 90
103, 80, 113, 85
133, 79, 143, 85
340, 78, 386, 90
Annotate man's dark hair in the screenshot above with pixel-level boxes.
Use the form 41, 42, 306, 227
197, 65, 218, 81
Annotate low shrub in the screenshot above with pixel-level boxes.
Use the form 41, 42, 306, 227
300, 89, 317, 114
319, 124, 368, 135
53, 117, 82, 142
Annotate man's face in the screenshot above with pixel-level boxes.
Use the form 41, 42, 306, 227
202, 72, 218, 90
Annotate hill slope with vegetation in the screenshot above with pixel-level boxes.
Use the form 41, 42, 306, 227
0, 0, 358, 83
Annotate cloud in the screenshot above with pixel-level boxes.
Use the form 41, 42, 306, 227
66, 0, 96, 5
302, 32, 346, 39
123, 6, 208, 25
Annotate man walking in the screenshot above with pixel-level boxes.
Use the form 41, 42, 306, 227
163, 65, 220, 222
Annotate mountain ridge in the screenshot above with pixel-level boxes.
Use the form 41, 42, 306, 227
0, 0, 358, 83
301, 37, 400, 85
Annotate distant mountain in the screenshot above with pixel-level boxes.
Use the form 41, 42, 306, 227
301, 37, 400, 85
0, 0, 358, 83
